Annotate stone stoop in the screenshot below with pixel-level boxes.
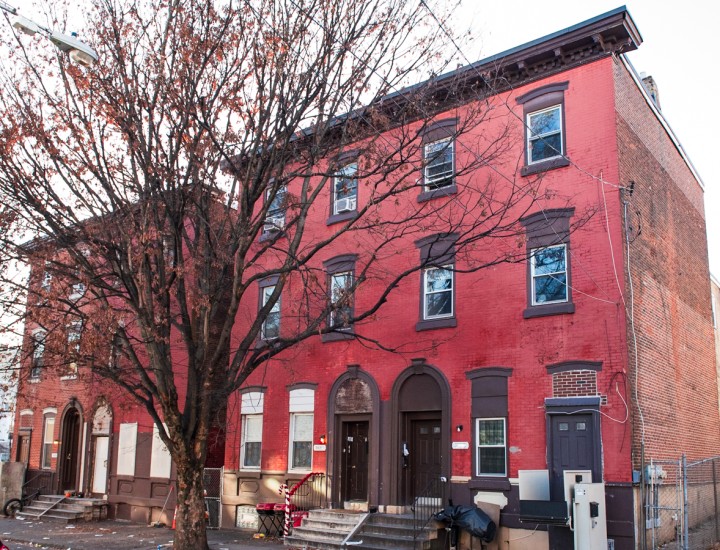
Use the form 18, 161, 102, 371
17, 495, 109, 524
284, 510, 444, 550
284, 509, 363, 550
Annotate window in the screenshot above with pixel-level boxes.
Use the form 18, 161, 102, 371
423, 266, 453, 320
516, 82, 569, 176
424, 138, 454, 190
69, 271, 86, 301
417, 118, 458, 202
41, 268, 52, 292
109, 330, 123, 369
260, 285, 281, 340
263, 185, 286, 233
288, 387, 315, 471
527, 106, 562, 164
41, 415, 55, 469
31, 331, 45, 378
240, 391, 264, 469
330, 271, 353, 328
117, 422, 138, 476
258, 276, 281, 342
530, 244, 567, 305
333, 163, 358, 215
67, 320, 82, 355
322, 255, 357, 341
415, 234, 458, 331
290, 413, 313, 470
520, 208, 575, 318
150, 424, 172, 478
476, 418, 507, 476
466, 367, 511, 489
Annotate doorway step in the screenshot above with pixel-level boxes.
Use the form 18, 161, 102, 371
16, 495, 108, 523
284, 509, 444, 549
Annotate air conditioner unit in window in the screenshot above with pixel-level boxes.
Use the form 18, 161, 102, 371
335, 197, 356, 213
263, 216, 285, 233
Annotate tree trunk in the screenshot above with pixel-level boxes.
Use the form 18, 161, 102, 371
173, 460, 209, 550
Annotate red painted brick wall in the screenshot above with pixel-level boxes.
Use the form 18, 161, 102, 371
225, 56, 635, 486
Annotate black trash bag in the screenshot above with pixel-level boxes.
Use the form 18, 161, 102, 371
434, 505, 496, 543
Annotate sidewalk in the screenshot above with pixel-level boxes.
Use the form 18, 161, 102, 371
0, 516, 287, 549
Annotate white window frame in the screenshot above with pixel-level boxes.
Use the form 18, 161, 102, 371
330, 271, 353, 328
527, 104, 563, 165
264, 185, 287, 233
260, 285, 281, 340
41, 268, 52, 292
240, 391, 264, 470
289, 413, 314, 471
41, 415, 55, 469
288, 388, 314, 471
31, 330, 45, 378
530, 244, 568, 305
475, 417, 507, 477
333, 163, 358, 214
423, 265, 454, 320
424, 137, 454, 190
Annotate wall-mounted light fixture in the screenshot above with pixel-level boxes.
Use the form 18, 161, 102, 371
456, 425, 463, 432
319, 434, 326, 445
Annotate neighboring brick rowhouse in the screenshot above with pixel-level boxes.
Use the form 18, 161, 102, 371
711, 276, 720, 418
614, 56, 720, 463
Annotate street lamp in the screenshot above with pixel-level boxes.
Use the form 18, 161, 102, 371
0, 0, 98, 66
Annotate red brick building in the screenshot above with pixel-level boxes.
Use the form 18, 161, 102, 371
10, 7, 719, 550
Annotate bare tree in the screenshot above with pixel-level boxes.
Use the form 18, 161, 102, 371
0, 0, 583, 548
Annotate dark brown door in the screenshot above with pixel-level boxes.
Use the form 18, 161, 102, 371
16, 435, 30, 463
59, 409, 81, 491
341, 421, 369, 502
404, 415, 441, 504
548, 413, 600, 550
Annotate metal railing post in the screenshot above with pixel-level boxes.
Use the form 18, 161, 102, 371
682, 454, 689, 550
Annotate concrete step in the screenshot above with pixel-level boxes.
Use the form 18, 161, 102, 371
15, 495, 108, 523
285, 509, 442, 550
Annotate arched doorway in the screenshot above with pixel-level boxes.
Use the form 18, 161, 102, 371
327, 365, 380, 508
391, 361, 451, 505
58, 405, 82, 493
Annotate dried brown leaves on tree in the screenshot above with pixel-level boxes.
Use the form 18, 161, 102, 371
0, 0, 579, 548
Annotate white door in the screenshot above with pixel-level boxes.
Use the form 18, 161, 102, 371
92, 436, 109, 494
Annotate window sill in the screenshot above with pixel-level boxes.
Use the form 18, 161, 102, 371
29, 378, 41, 384
326, 210, 358, 226
259, 230, 283, 243
60, 375, 78, 381
523, 302, 575, 319
521, 157, 569, 177
322, 330, 355, 342
468, 478, 511, 491
417, 183, 457, 203
237, 469, 262, 479
416, 317, 457, 331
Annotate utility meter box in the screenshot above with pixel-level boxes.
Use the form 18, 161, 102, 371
573, 483, 608, 550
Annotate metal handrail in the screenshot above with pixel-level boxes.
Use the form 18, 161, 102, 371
412, 476, 448, 544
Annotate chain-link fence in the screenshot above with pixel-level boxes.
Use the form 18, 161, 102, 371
645, 459, 683, 549
204, 467, 222, 529
644, 455, 720, 550
685, 456, 720, 550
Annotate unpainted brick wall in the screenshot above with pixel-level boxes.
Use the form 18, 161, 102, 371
614, 56, 720, 464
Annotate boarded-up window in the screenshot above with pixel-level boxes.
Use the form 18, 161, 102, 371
117, 422, 137, 476
150, 424, 172, 479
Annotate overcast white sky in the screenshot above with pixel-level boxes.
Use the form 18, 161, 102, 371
455, 0, 720, 277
